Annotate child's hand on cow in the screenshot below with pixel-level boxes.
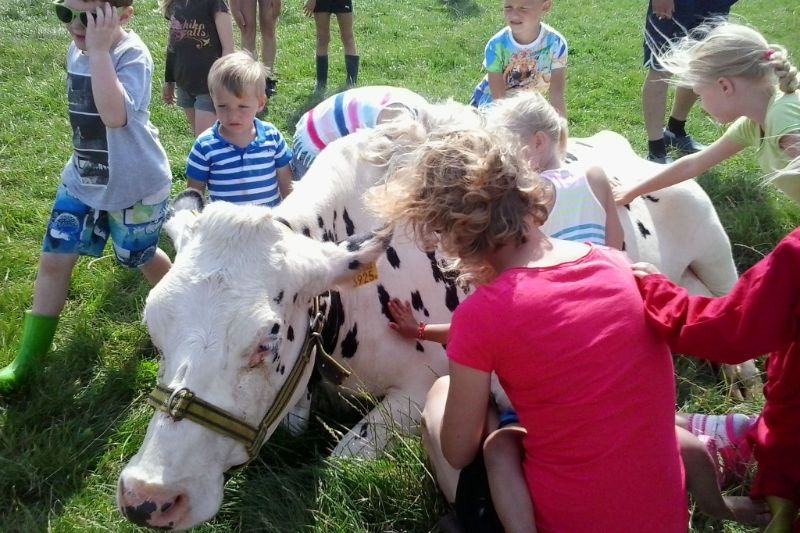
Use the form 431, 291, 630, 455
631, 262, 660, 278
610, 177, 636, 206
388, 298, 418, 339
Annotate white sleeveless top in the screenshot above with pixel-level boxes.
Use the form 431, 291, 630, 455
539, 168, 607, 245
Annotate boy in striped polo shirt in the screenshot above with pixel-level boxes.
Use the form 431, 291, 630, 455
186, 51, 293, 206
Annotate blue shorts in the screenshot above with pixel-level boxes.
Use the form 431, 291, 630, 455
644, 0, 738, 70
176, 86, 216, 113
43, 183, 168, 268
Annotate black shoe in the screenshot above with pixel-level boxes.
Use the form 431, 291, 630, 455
265, 78, 277, 98
646, 152, 674, 164
663, 129, 705, 155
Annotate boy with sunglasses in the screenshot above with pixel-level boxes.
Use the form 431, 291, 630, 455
0, 0, 173, 391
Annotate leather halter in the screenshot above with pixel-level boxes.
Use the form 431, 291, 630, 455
146, 296, 351, 467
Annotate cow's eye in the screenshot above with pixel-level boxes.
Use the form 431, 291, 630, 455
248, 334, 281, 368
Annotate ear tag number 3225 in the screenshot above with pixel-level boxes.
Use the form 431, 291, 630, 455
352, 262, 379, 287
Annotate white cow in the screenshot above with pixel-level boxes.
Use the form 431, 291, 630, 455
116, 108, 748, 530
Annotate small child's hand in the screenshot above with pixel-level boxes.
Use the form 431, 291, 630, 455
631, 262, 660, 278
610, 177, 635, 206
303, 0, 316, 17
162, 82, 175, 105
387, 298, 419, 339
85, 3, 120, 55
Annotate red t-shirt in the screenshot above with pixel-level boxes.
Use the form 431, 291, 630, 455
448, 246, 687, 533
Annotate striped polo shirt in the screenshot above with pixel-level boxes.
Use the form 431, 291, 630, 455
186, 119, 292, 206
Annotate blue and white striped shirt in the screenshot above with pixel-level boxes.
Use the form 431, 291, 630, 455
186, 119, 292, 206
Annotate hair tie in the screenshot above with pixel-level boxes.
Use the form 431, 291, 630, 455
763, 49, 775, 61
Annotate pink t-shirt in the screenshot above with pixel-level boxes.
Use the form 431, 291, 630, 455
447, 246, 686, 533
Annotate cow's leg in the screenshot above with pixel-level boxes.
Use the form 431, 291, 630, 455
331, 384, 430, 459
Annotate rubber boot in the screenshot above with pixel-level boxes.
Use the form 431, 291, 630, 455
315, 55, 328, 95
0, 311, 59, 392
764, 496, 799, 533
345, 54, 359, 88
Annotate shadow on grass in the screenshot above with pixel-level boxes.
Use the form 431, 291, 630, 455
438, 0, 480, 18
0, 269, 153, 532
285, 89, 329, 137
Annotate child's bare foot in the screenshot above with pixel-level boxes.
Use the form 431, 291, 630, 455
723, 496, 771, 527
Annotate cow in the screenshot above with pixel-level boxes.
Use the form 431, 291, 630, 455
116, 104, 753, 530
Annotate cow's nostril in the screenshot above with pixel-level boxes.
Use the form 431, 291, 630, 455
123, 500, 158, 526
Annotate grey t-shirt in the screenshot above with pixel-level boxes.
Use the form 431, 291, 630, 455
61, 31, 172, 211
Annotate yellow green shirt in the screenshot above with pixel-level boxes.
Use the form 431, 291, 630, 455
723, 91, 800, 204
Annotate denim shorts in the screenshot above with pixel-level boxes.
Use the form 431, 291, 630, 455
176, 86, 216, 113
42, 183, 169, 268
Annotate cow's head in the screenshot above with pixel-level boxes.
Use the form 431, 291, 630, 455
117, 201, 388, 530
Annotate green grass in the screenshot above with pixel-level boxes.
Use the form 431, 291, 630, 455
0, 0, 798, 531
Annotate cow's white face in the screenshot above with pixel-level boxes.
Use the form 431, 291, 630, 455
117, 202, 388, 530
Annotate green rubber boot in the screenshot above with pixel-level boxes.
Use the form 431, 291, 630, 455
0, 311, 59, 392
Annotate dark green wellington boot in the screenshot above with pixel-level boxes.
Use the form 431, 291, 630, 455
0, 311, 59, 392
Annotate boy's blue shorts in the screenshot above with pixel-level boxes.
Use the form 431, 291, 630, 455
644, 0, 738, 70
42, 183, 168, 268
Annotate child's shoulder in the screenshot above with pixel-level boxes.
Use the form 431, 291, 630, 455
540, 21, 567, 43
486, 26, 513, 44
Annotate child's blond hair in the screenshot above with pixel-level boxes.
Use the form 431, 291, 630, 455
208, 51, 267, 98
486, 92, 568, 163
660, 21, 799, 94
372, 128, 549, 285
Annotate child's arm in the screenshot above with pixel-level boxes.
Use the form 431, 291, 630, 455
276, 166, 293, 199
86, 5, 129, 128
215, 10, 235, 55
387, 298, 451, 344
548, 68, 566, 118
634, 228, 800, 363
585, 165, 624, 250
614, 136, 745, 205
488, 72, 507, 101
441, 360, 491, 469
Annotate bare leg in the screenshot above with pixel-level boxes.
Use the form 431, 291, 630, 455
483, 426, 535, 533
335, 12, 356, 56
642, 68, 671, 141
669, 85, 698, 122
421, 376, 460, 503
314, 12, 331, 56
32, 252, 79, 317
234, 0, 258, 59
138, 248, 171, 286
258, 0, 281, 74
192, 109, 217, 137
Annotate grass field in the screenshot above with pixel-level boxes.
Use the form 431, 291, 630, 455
1, 0, 799, 531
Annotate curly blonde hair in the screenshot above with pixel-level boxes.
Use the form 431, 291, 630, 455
371, 128, 549, 285
659, 21, 799, 94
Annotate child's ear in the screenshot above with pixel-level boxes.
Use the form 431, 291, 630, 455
717, 77, 734, 96
258, 94, 268, 111
119, 5, 134, 24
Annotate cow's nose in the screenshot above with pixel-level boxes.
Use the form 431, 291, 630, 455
118, 477, 189, 530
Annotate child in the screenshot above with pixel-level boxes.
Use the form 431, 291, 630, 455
229, 0, 280, 96
469, 0, 567, 117
374, 127, 687, 532
615, 22, 800, 205
161, 0, 235, 136
634, 222, 800, 532
185, 52, 293, 206
0, 0, 173, 392
291, 85, 428, 179
302, 0, 358, 94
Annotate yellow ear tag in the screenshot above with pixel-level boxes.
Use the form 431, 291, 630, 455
352, 262, 379, 287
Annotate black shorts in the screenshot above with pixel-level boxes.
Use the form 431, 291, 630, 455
453, 452, 503, 533
643, 0, 738, 70
314, 0, 353, 14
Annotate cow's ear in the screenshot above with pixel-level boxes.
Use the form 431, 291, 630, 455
327, 230, 392, 287
164, 190, 205, 253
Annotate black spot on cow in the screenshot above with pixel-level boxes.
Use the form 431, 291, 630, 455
320, 291, 345, 355
272, 352, 279, 363
444, 282, 460, 312
317, 214, 325, 228
376, 284, 394, 322
319, 298, 328, 314
426, 251, 444, 283
416, 341, 425, 353
345, 233, 371, 252
302, 226, 311, 237
293, 293, 298, 303
273, 290, 284, 304
621, 241, 626, 252
343, 209, 355, 236
271, 323, 280, 335
349, 259, 361, 270
287, 326, 295, 342
322, 229, 335, 242
359, 421, 369, 438
643, 194, 660, 203
624, 203, 631, 211
280, 364, 286, 375
386, 246, 401, 269
637, 220, 651, 238
564, 151, 577, 163
410, 290, 430, 318
123, 501, 157, 526
333, 209, 338, 222
341, 323, 359, 359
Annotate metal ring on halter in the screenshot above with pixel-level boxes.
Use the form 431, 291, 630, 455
166, 387, 191, 419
